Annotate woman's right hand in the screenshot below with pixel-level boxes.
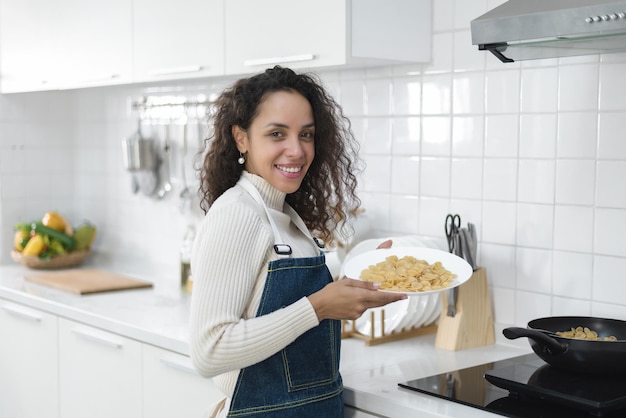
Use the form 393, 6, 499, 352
307, 278, 406, 321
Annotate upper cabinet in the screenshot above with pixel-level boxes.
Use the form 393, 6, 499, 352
0, 0, 431, 93
0, 0, 132, 92
224, 0, 432, 75
133, 0, 224, 83
53, 0, 133, 89
224, 0, 347, 74
0, 0, 57, 92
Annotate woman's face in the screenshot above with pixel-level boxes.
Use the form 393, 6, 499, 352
233, 90, 315, 194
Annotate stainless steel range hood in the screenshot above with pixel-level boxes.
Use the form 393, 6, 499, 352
471, 0, 626, 62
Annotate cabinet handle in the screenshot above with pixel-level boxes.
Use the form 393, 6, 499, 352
244, 54, 315, 67
72, 327, 123, 349
78, 74, 121, 84
148, 65, 204, 76
160, 357, 198, 375
2, 304, 42, 322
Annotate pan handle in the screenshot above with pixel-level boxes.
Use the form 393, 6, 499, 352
503, 327, 567, 355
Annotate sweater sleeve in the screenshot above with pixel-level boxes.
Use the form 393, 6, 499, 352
189, 196, 321, 378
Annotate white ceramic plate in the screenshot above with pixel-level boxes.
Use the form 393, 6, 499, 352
422, 295, 443, 327
414, 295, 434, 329
343, 246, 472, 297
399, 296, 423, 331
355, 298, 410, 337
395, 296, 418, 332
339, 235, 445, 278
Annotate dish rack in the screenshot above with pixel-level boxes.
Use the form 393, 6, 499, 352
341, 309, 438, 346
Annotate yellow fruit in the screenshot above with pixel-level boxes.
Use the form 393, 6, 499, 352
14, 230, 28, 252
22, 234, 46, 256
42, 212, 68, 232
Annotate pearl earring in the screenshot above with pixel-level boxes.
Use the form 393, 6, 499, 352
238, 153, 246, 165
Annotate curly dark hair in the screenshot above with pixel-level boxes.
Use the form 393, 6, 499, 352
198, 66, 362, 243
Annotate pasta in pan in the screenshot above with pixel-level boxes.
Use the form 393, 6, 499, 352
360, 255, 456, 292
556, 326, 617, 341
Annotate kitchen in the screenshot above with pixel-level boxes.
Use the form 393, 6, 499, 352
1, 0, 626, 417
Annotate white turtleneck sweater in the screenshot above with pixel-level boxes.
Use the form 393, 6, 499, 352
189, 171, 323, 417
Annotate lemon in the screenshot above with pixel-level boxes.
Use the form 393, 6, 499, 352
14, 230, 28, 252
42, 211, 73, 235
42, 212, 66, 231
22, 234, 45, 256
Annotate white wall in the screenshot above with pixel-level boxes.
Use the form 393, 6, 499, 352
2, 0, 626, 335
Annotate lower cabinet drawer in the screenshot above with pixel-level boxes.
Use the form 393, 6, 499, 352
58, 318, 142, 418
344, 405, 386, 417
143, 344, 223, 418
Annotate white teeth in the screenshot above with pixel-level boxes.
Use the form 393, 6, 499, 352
277, 165, 301, 173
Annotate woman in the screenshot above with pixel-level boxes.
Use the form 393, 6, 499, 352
190, 66, 405, 417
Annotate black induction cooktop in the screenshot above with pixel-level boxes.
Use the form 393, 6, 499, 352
398, 353, 626, 418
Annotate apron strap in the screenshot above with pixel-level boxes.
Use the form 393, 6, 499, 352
284, 204, 325, 250
238, 176, 323, 257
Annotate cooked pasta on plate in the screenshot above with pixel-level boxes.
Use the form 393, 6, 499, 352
343, 247, 473, 296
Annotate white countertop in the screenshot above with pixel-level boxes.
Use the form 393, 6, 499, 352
341, 336, 529, 417
0, 256, 191, 355
0, 257, 530, 417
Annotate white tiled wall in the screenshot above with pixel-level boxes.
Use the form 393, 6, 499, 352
2, 0, 626, 336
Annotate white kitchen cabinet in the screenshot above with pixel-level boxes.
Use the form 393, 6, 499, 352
0, 300, 59, 418
0, 0, 132, 92
143, 344, 223, 418
58, 318, 142, 418
0, 0, 59, 92
133, 0, 225, 83
344, 406, 383, 417
1, 0, 431, 93
224, 0, 431, 75
51, 0, 133, 89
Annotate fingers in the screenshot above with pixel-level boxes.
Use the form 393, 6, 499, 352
341, 278, 407, 305
366, 290, 407, 306
341, 277, 379, 289
376, 239, 393, 249
311, 278, 407, 321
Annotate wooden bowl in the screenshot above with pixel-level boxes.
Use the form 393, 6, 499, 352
11, 250, 91, 270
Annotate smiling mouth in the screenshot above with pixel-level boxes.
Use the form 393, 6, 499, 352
276, 165, 302, 174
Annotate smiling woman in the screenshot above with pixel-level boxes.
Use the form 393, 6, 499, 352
189, 66, 407, 418
231, 90, 316, 195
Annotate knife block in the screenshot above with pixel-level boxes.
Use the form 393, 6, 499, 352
435, 267, 495, 351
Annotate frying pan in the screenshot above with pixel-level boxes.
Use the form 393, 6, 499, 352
503, 316, 626, 375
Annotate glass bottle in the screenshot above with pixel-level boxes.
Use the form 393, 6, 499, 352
180, 225, 196, 290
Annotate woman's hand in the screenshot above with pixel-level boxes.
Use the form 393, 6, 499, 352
308, 238, 403, 321
376, 239, 392, 249
308, 278, 406, 321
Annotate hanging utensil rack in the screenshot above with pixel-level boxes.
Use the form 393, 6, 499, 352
131, 94, 213, 122
124, 94, 211, 202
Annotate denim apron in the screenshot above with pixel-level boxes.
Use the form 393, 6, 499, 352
226, 178, 343, 418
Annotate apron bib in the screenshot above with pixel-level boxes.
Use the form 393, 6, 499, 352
226, 178, 343, 417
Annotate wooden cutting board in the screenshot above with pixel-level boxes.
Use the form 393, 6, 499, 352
25, 269, 153, 295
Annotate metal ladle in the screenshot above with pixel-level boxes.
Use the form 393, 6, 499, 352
156, 123, 172, 199
179, 119, 191, 212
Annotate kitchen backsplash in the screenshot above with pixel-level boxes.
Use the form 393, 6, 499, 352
2, 0, 626, 340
